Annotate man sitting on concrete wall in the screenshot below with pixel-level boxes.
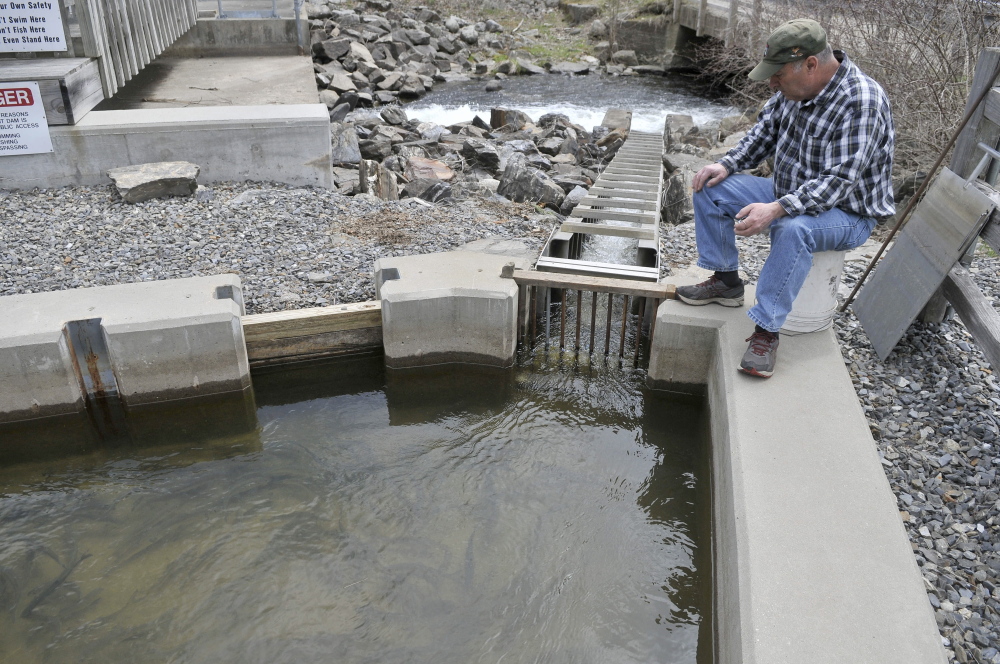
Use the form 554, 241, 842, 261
675, 18, 895, 378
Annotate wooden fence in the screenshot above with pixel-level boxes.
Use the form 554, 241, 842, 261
75, 0, 198, 96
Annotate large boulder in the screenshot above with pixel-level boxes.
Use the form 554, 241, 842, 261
315, 37, 352, 61
330, 123, 362, 165
459, 25, 479, 44
358, 159, 399, 200
107, 161, 199, 203
612, 49, 639, 67
559, 185, 589, 215
402, 178, 452, 202
497, 153, 565, 209
661, 152, 713, 224
404, 156, 455, 181
551, 61, 590, 75
380, 105, 408, 125
461, 138, 501, 171
562, 3, 600, 25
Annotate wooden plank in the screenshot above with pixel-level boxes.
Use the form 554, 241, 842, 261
123, 0, 151, 69
245, 326, 383, 366
577, 196, 657, 211
242, 301, 382, 343
983, 214, 1000, 254
99, 0, 128, 90
139, 0, 162, 54
942, 264, 1000, 371
536, 256, 661, 279
587, 187, 659, 200
854, 168, 996, 359
570, 207, 657, 224
726, 0, 738, 46
560, 221, 655, 240
951, 48, 1000, 179
517, 266, 671, 295
130, 0, 156, 65
591, 181, 659, 192
598, 171, 660, 180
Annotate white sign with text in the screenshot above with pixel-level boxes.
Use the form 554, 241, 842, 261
0, 0, 67, 52
0, 82, 53, 155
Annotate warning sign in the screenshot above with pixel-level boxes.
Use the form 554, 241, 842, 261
0, 82, 53, 155
0, 0, 68, 52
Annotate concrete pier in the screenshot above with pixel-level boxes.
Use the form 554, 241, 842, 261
0, 275, 252, 428
647, 289, 947, 664
375, 251, 531, 369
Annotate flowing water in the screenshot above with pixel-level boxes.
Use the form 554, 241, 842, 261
407, 73, 736, 134
0, 357, 711, 664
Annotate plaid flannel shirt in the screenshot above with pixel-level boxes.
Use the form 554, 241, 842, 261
718, 52, 895, 219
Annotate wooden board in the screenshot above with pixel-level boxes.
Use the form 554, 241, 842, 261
242, 301, 382, 343
577, 196, 657, 211
854, 168, 996, 359
560, 221, 655, 240
587, 187, 659, 200
0, 58, 103, 125
942, 264, 1000, 371
520, 264, 670, 293
570, 207, 657, 224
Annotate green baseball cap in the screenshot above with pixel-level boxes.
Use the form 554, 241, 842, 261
748, 19, 828, 81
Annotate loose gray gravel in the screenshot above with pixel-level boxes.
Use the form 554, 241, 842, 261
1, 182, 999, 662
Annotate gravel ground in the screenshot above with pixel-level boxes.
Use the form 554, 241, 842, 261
2, 182, 1000, 661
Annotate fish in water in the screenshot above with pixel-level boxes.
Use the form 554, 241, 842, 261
21, 552, 91, 619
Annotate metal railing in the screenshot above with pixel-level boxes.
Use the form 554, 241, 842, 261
76, 0, 199, 96
505, 268, 676, 368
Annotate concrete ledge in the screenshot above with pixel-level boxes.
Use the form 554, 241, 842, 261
647, 290, 946, 664
375, 251, 530, 369
0, 105, 332, 190
0, 275, 250, 426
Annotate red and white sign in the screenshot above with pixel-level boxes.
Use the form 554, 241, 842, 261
0, 81, 52, 156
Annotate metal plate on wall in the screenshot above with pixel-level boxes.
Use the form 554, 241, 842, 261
854, 168, 995, 360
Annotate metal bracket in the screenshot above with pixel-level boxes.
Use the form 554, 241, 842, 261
967, 142, 1000, 187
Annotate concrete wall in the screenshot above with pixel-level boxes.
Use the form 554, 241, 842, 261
0, 275, 251, 426
165, 18, 305, 57
0, 105, 333, 190
647, 291, 947, 664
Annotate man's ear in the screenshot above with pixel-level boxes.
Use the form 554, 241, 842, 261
805, 55, 820, 72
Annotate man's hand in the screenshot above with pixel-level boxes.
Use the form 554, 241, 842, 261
692, 163, 729, 192
734, 201, 787, 237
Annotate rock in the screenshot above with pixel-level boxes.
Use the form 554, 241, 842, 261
484, 19, 503, 33
632, 64, 666, 75
305, 2, 332, 19
497, 153, 565, 209
537, 137, 563, 156
358, 159, 399, 200
319, 89, 340, 109
661, 152, 713, 224
194, 185, 214, 202
380, 105, 408, 125
328, 71, 357, 93
491, 108, 533, 130
485, 80, 503, 92
516, 58, 547, 75
562, 3, 600, 25
445, 15, 463, 32
107, 161, 199, 204
462, 138, 501, 170
406, 29, 431, 45
359, 136, 393, 160
479, 177, 500, 193
363, 0, 391, 10
551, 61, 590, 75
402, 178, 452, 202
589, 19, 607, 38
330, 123, 362, 165
612, 49, 639, 67
316, 37, 352, 61
329, 102, 352, 123
559, 185, 588, 215
472, 115, 492, 131
416, 122, 447, 141
404, 156, 455, 181
415, 7, 441, 23
348, 41, 376, 63
459, 25, 479, 44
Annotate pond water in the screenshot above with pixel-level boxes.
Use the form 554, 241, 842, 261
407, 73, 736, 133
0, 357, 711, 664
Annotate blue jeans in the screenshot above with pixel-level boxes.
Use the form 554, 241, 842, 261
692, 174, 876, 332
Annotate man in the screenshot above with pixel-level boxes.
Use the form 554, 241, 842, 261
675, 19, 895, 378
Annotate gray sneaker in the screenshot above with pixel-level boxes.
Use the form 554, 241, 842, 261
676, 276, 744, 307
739, 330, 779, 378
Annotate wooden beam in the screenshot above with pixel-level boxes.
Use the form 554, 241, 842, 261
514, 268, 673, 297
242, 301, 382, 343
560, 221, 655, 240
982, 216, 1000, 254
951, 48, 1000, 179
577, 196, 657, 211
942, 264, 1000, 371
570, 207, 657, 224
587, 187, 659, 200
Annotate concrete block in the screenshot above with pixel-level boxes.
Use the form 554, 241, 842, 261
375, 251, 531, 369
646, 292, 947, 664
0, 275, 250, 427
0, 105, 332, 190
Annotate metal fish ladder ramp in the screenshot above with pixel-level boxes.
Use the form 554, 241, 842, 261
536, 129, 664, 281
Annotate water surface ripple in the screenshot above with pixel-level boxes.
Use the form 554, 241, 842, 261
0, 359, 708, 664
